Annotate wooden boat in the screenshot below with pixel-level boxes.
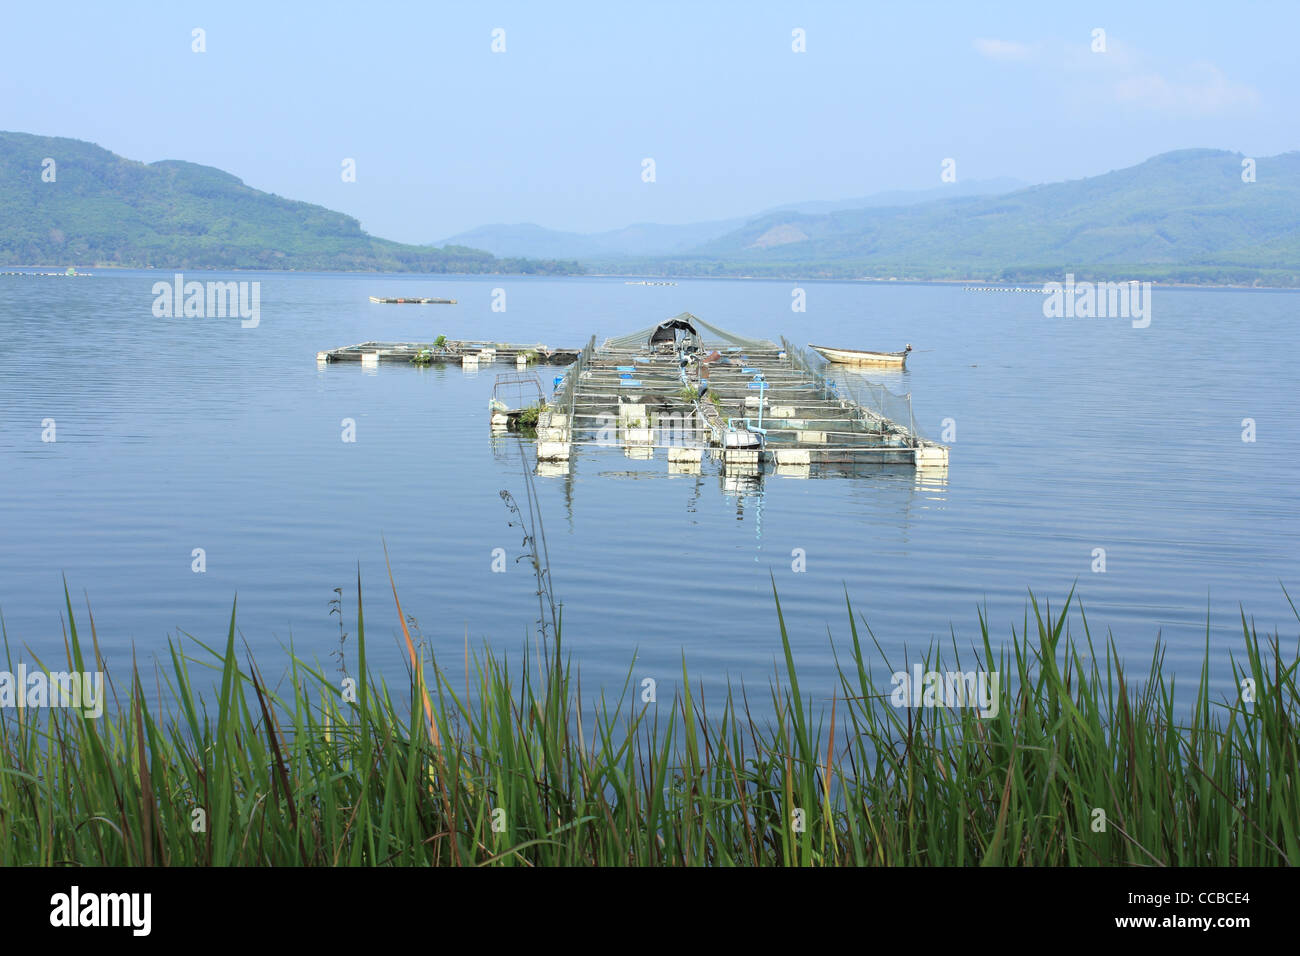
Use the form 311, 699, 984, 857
808, 343, 912, 368
368, 296, 457, 304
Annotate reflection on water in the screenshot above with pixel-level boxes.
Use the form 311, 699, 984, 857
558, 446, 948, 560
914, 468, 949, 497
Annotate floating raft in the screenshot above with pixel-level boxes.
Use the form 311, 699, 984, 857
543, 312, 949, 474
317, 340, 579, 365
317, 313, 950, 477
369, 295, 456, 304
1, 270, 92, 277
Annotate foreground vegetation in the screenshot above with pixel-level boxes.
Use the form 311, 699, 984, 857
0, 578, 1296, 866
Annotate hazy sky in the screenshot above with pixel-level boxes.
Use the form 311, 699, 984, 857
2, 1, 1294, 242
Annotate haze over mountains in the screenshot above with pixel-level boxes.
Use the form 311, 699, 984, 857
443, 153, 1299, 285
658, 149, 1300, 284
436, 178, 1028, 260
1, 131, 1297, 285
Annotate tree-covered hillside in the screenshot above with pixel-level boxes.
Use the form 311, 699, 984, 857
0, 132, 581, 274
606, 149, 1300, 285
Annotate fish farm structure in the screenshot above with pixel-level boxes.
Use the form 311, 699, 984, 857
317, 340, 579, 366
319, 313, 949, 478
536, 314, 948, 474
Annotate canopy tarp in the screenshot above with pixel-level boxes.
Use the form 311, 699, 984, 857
602, 313, 778, 351
648, 316, 698, 346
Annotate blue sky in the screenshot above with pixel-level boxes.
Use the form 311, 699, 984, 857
2, 1, 1294, 242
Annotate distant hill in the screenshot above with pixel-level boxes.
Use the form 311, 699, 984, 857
8, 133, 1296, 285
0, 132, 580, 273
624, 150, 1300, 285
436, 218, 750, 260
762, 177, 1029, 216
436, 179, 1026, 260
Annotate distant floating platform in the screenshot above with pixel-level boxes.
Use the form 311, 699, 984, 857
318, 340, 579, 365
369, 295, 456, 304
1, 270, 93, 277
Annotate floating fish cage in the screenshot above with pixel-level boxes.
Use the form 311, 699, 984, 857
543, 313, 948, 475
489, 372, 546, 432
316, 314, 949, 477
317, 340, 579, 365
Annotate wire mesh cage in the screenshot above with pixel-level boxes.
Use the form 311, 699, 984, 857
490, 372, 545, 413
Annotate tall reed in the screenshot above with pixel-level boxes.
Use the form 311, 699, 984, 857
0, 579, 1295, 866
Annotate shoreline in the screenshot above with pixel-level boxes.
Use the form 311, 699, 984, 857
3, 264, 1297, 291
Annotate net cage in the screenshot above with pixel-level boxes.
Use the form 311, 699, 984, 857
782, 337, 921, 441
490, 372, 546, 413
553, 334, 596, 421
573, 318, 923, 449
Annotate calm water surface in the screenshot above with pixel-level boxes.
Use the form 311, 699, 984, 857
1, 273, 1296, 708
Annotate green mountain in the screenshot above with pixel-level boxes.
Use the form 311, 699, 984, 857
612, 150, 1300, 285
0, 132, 580, 274
7, 134, 1295, 285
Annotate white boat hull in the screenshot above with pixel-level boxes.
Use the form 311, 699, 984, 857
809, 344, 911, 367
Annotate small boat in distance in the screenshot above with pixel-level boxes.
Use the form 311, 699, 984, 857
808, 343, 912, 368
369, 296, 456, 304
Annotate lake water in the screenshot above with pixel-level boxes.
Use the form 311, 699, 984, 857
1, 272, 1296, 709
